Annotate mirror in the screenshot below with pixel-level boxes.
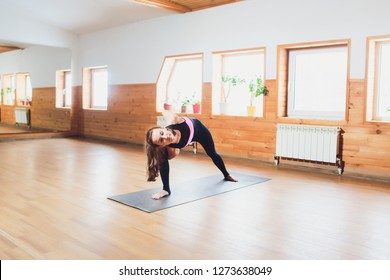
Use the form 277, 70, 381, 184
0, 43, 72, 137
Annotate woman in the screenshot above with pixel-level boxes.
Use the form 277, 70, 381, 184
146, 113, 237, 199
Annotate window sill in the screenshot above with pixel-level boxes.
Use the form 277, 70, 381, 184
83, 107, 108, 111
56, 107, 71, 110
276, 117, 348, 126
364, 119, 390, 125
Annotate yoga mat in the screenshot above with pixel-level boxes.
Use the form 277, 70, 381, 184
108, 172, 270, 213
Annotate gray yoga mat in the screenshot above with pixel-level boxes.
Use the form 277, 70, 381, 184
108, 172, 270, 213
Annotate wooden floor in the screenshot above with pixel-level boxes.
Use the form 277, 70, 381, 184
0, 136, 389, 260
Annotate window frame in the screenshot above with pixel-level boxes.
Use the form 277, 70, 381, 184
16, 72, 32, 105
287, 45, 349, 120
56, 69, 72, 108
365, 35, 390, 123
25, 74, 32, 101
212, 47, 266, 117
277, 39, 351, 122
63, 71, 72, 108
1, 74, 16, 106
156, 53, 203, 113
82, 66, 108, 110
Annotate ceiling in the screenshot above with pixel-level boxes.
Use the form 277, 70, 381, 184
131, 0, 243, 13
1, 0, 243, 35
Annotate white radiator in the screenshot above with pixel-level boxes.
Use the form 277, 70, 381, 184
15, 108, 31, 127
275, 124, 343, 174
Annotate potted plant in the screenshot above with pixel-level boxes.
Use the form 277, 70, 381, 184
247, 76, 268, 116
221, 75, 245, 115
192, 99, 201, 114
180, 96, 191, 113
190, 93, 201, 114
163, 97, 174, 111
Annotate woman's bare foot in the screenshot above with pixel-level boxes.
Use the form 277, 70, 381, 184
224, 175, 238, 182
152, 190, 170, 200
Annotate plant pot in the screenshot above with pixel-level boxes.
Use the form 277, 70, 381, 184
163, 103, 173, 110
220, 102, 228, 115
181, 105, 187, 113
247, 105, 256, 116
192, 104, 201, 114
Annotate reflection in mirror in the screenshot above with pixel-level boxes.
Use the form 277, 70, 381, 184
0, 44, 72, 137
0, 122, 57, 133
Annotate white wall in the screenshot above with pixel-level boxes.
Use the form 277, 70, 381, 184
0, 2, 77, 49
0, 46, 72, 88
78, 0, 390, 85
0, 2, 76, 88
21, 46, 72, 87
0, 50, 22, 74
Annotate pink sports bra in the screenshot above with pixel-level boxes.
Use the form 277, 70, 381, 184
183, 117, 194, 146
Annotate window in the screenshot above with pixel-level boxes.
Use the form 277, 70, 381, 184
212, 48, 266, 116
25, 74, 32, 101
82, 66, 108, 109
278, 40, 350, 120
91, 68, 108, 108
157, 54, 202, 113
1, 74, 16, 106
56, 70, 72, 108
366, 35, 390, 122
16, 73, 32, 105
1, 73, 33, 106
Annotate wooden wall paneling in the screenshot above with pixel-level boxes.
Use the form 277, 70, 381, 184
31, 87, 71, 131
0, 106, 16, 124
264, 80, 277, 120
348, 79, 365, 125
276, 47, 288, 118
75, 84, 156, 143
201, 83, 212, 115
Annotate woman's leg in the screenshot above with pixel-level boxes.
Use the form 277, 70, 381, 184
193, 120, 236, 181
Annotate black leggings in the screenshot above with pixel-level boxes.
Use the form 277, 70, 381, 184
159, 119, 230, 194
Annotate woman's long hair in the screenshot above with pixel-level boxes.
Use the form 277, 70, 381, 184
145, 127, 166, 181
